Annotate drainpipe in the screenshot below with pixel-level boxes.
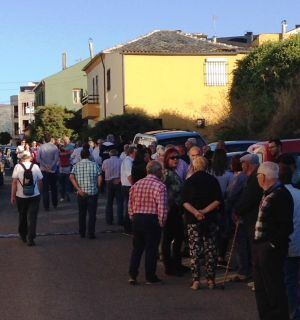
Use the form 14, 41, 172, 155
100, 54, 107, 119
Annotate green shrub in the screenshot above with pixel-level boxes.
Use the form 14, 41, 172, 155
219, 35, 300, 139
89, 113, 162, 143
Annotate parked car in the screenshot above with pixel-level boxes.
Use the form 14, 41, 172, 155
209, 140, 258, 153
133, 130, 206, 148
247, 139, 300, 163
247, 139, 300, 188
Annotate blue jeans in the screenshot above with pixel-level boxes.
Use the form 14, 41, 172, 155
284, 257, 300, 320
105, 180, 123, 225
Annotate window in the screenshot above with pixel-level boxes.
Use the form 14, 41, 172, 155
95, 75, 99, 95
72, 89, 81, 104
14, 123, 19, 135
205, 58, 228, 86
107, 69, 111, 91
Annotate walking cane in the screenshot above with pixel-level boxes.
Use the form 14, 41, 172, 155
221, 219, 240, 290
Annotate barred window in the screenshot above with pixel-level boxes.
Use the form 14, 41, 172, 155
205, 58, 228, 86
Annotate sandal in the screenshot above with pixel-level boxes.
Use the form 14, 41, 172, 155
207, 280, 216, 289
190, 281, 200, 290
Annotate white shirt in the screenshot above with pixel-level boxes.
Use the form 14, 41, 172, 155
120, 152, 127, 161
70, 147, 83, 165
12, 161, 43, 198
285, 184, 300, 257
121, 156, 133, 187
92, 147, 102, 166
17, 145, 25, 159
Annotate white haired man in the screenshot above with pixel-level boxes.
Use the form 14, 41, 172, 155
128, 161, 168, 284
253, 161, 294, 320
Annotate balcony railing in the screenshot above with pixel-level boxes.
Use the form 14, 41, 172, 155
81, 94, 99, 105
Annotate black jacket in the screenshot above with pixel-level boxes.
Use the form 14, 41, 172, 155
254, 185, 294, 253
235, 169, 263, 237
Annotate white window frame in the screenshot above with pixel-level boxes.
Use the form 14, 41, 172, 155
204, 58, 228, 86
72, 89, 81, 104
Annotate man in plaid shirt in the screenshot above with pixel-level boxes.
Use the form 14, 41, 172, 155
70, 149, 102, 239
128, 161, 168, 285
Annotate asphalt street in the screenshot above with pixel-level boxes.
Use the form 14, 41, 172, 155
0, 175, 258, 320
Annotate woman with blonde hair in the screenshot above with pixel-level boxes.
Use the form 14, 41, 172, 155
182, 156, 222, 290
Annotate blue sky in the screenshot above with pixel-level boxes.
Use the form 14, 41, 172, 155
0, 0, 299, 103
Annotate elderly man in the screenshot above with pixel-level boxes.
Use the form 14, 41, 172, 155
186, 146, 202, 179
11, 151, 43, 246
69, 149, 102, 239
102, 149, 123, 225
234, 153, 263, 281
128, 161, 168, 285
37, 133, 59, 211
185, 138, 197, 153
253, 161, 293, 320
121, 145, 137, 233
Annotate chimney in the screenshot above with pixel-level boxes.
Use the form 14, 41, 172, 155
245, 31, 254, 43
212, 36, 217, 43
62, 52, 67, 70
281, 20, 287, 35
88, 38, 94, 59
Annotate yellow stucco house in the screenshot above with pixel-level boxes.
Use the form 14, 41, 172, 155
82, 30, 248, 130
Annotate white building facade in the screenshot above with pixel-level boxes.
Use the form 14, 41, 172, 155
10, 83, 36, 139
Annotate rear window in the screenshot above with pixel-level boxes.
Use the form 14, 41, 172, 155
226, 143, 254, 153
133, 136, 156, 147
158, 136, 205, 147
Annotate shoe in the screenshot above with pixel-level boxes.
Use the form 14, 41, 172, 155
27, 240, 35, 247
80, 234, 86, 238
247, 281, 255, 291
178, 265, 190, 273
145, 277, 162, 284
20, 235, 27, 243
128, 278, 137, 285
88, 234, 96, 239
190, 281, 200, 290
59, 198, 64, 202
45, 207, 50, 212
207, 280, 216, 289
231, 274, 250, 282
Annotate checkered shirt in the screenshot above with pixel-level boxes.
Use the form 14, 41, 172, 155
128, 174, 168, 226
71, 159, 101, 195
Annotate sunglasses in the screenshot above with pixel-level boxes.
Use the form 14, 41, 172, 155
169, 156, 180, 160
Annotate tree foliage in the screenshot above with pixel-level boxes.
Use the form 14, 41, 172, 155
217, 35, 300, 140
0, 132, 12, 145
89, 113, 162, 143
30, 105, 73, 141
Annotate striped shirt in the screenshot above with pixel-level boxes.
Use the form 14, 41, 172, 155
102, 156, 122, 181
71, 159, 101, 195
128, 174, 168, 227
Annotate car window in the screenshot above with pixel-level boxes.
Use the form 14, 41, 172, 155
134, 136, 156, 147
158, 136, 205, 147
226, 143, 254, 153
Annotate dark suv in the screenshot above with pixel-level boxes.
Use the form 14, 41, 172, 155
133, 130, 206, 147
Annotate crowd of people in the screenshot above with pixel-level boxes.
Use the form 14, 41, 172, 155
7, 134, 300, 320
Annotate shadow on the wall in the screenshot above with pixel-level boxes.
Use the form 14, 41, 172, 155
125, 106, 218, 142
